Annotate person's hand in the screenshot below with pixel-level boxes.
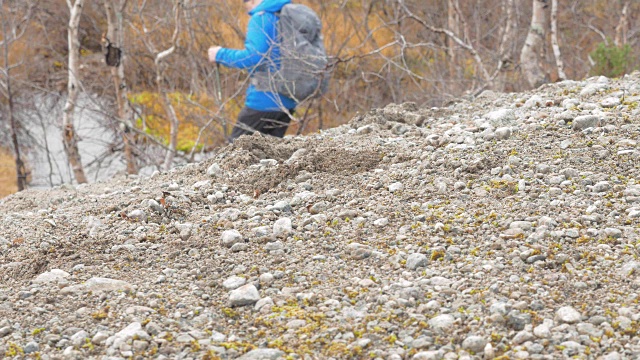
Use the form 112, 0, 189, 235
208, 46, 221, 63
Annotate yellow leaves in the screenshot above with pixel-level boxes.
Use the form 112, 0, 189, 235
129, 91, 228, 150
0, 147, 17, 197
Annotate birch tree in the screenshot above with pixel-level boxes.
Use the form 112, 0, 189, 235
615, 1, 630, 47
550, 0, 566, 80
104, 0, 137, 175
446, 0, 460, 74
495, 0, 517, 90
62, 0, 88, 184
0, 0, 35, 191
520, 0, 549, 88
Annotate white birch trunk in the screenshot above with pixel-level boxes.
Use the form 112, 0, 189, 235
156, 1, 181, 171
105, 0, 137, 174
520, 0, 548, 88
615, 2, 630, 47
550, 0, 566, 80
62, 0, 87, 184
447, 0, 460, 73
495, 0, 517, 90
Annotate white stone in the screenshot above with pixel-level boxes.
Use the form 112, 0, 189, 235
221, 230, 243, 248
222, 276, 247, 290
229, 284, 260, 306
428, 314, 455, 333
555, 306, 582, 324
389, 182, 404, 193
273, 217, 293, 237
207, 163, 222, 177
33, 269, 70, 284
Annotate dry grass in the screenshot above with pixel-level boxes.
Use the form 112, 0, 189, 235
0, 149, 17, 198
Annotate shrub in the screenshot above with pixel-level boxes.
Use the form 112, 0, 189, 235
589, 42, 637, 78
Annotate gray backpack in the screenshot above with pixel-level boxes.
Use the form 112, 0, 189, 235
252, 4, 330, 102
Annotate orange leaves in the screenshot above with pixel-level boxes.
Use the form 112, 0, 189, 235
0, 147, 18, 198
129, 91, 228, 151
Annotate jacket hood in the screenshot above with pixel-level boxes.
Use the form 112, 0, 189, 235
249, 0, 291, 15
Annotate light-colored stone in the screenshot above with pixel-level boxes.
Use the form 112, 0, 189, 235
229, 284, 261, 306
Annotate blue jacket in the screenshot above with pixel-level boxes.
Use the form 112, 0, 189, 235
216, 0, 297, 112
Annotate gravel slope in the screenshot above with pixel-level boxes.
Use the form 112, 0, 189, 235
2, 74, 640, 360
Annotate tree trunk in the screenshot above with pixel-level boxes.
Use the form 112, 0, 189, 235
154, 1, 181, 171
615, 1, 630, 47
496, 0, 517, 91
105, 0, 137, 175
520, 0, 548, 88
1, 0, 27, 191
550, 0, 566, 80
446, 0, 460, 75
62, 0, 88, 184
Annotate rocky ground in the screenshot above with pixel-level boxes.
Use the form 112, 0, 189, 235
2, 73, 640, 360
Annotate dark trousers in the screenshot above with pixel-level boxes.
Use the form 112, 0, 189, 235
229, 107, 294, 142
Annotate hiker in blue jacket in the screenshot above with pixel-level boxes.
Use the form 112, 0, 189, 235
208, 0, 297, 142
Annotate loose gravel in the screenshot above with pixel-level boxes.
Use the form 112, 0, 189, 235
2, 73, 640, 359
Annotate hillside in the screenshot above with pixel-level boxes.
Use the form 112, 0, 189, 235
1, 73, 640, 359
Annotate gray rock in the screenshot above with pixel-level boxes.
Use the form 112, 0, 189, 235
24, 341, 39, 354
485, 109, 516, 127
230, 243, 249, 252
33, 269, 70, 284
255, 297, 274, 311
413, 350, 443, 360
357, 125, 374, 135
237, 348, 285, 360
581, 82, 607, 96
406, 253, 428, 270
145, 322, 162, 336
62, 346, 82, 359
207, 163, 223, 177
105, 322, 142, 348
462, 335, 487, 353
601, 97, 621, 108
223, 276, 247, 290
533, 324, 551, 338
374, 218, 389, 227
148, 199, 164, 213
347, 243, 373, 260
604, 228, 622, 239
286, 148, 307, 164
513, 331, 533, 344
592, 181, 611, 193
507, 311, 530, 330
286, 319, 306, 329
176, 333, 195, 343
259, 273, 275, 286
221, 230, 243, 248
0, 326, 11, 337
572, 115, 600, 131
229, 284, 261, 306
602, 352, 622, 360
495, 127, 512, 140
556, 306, 581, 324
273, 217, 293, 237
70, 330, 89, 347
524, 95, 543, 108
389, 182, 404, 193
428, 314, 455, 333
128, 209, 147, 222
91, 331, 109, 345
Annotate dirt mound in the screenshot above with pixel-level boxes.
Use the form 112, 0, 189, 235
2, 73, 640, 359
